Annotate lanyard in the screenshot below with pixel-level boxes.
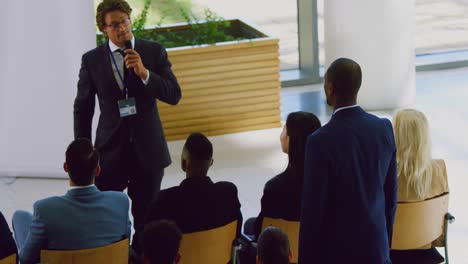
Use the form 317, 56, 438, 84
109, 48, 129, 99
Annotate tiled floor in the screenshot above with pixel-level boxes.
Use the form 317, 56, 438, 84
2, 66, 468, 262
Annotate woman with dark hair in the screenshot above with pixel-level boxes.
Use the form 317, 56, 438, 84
246, 111, 321, 238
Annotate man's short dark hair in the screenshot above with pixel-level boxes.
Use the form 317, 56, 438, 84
142, 220, 182, 264
326, 58, 362, 101
257, 227, 290, 264
65, 138, 99, 186
183, 132, 213, 161
96, 0, 132, 32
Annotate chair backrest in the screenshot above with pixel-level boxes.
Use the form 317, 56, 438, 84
40, 238, 129, 264
179, 220, 237, 264
0, 254, 16, 264
262, 217, 300, 263
391, 194, 449, 250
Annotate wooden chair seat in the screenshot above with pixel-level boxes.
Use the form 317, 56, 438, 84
0, 254, 16, 264
392, 193, 455, 263
179, 220, 237, 264
40, 238, 129, 264
392, 194, 449, 249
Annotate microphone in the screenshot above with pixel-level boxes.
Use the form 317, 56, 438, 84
124, 40, 132, 51
123, 40, 133, 79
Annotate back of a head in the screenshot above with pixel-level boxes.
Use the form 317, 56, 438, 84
257, 227, 290, 264
65, 138, 99, 186
183, 132, 213, 163
326, 58, 362, 101
285, 111, 321, 186
142, 220, 182, 264
393, 109, 433, 197
393, 109, 431, 158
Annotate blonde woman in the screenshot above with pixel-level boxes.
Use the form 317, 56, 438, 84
391, 109, 449, 264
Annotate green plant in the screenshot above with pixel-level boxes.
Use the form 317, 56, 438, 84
132, 0, 151, 34
96, 0, 243, 47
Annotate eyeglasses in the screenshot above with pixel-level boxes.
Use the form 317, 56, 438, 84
106, 18, 130, 30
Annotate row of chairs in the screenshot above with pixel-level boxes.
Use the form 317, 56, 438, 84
0, 194, 454, 264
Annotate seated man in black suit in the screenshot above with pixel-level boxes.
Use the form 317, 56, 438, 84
141, 220, 182, 264
135, 132, 242, 252
256, 227, 291, 264
0, 211, 17, 261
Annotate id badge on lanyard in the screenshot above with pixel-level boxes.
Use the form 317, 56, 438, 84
118, 97, 137, 117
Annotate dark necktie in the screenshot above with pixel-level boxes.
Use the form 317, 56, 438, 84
117, 49, 127, 82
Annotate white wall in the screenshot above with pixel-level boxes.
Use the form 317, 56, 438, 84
0, 1, 96, 178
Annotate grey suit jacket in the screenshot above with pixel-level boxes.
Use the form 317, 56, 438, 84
19, 186, 131, 264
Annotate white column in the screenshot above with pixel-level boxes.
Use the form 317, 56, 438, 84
0, 0, 96, 178
324, 0, 415, 110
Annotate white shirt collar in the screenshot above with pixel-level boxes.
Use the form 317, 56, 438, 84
69, 184, 95, 190
108, 35, 135, 52
333, 104, 359, 115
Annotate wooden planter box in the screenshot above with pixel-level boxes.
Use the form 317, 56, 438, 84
152, 20, 282, 140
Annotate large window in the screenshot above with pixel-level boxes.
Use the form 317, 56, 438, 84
96, 0, 467, 86
316, 0, 468, 71
98, 0, 300, 71
190, 0, 300, 71
414, 0, 468, 55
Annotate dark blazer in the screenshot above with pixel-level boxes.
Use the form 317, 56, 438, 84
254, 169, 302, 237
74, 38, 181, 171
19, 186, 131, 264
299, 106, 397, 264
145, 176, 242, 235
0, 211, 17, 261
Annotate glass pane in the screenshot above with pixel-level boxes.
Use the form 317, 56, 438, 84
415, 0, 468, 54
189, 0, 300, 70
95, 0, 299, 71
317, 0, 325, 66
316, 0, 468, 66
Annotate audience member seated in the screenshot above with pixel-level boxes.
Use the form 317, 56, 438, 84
256, 227, 291, 264
244, 111, 321, 238
12, 138, 131, 264
141, 220, 182, 264
135, 132, 242, 253
0, 211, 17, 262
391, 109, 449, 264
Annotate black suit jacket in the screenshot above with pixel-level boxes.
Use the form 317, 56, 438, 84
74, 38, 181, 171
299, 107, 397, 264
254, 169, 301, 237
0, 211, 17, 261
145, 176, 242, 235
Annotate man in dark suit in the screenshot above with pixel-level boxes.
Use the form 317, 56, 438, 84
135, 132, 242, 253
0, 211, 17, 261
12, 138, 131, 264
299, 58, 397, 264
141, 220, 182, 264
73, 0, 181, 245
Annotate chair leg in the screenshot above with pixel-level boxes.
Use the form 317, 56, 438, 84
232, 243, 241, 264
444, 212, 455, 264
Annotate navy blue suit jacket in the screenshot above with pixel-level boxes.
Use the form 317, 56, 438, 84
299, 106, 397, 264
19, 186, 131, 264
